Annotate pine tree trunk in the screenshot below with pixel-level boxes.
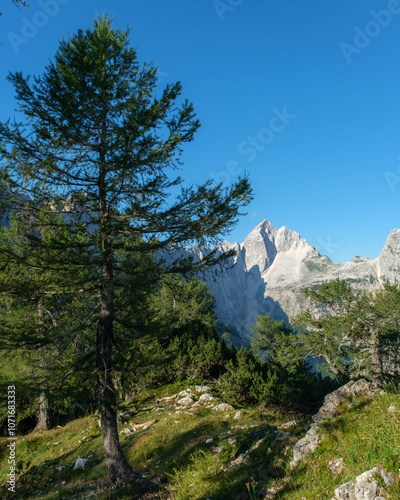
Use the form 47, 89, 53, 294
34, 390, 50, 431
370, 338, 383, 385
96, 257, 154, 489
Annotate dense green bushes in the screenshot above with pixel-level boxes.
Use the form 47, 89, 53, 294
215, 347, 278, 406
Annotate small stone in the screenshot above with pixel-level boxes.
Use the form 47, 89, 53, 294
387, 404, 396, 413
213, 446, 223, 453
61, 481, 66, 485
120, 428, 133, 435
225, 453, 247, 469
199, 393, 215, 402
233, 411, 241, 420
213, 403, 234, 411
328, 457, 344, 475
279, 420, 298, 430
205, 438, 213, 443
194, 385, 210, 393
251, 437, 267, 451
178, 397, 194, 406
178, 390, 192, 398
275, 430, 290, 440
73, 457, 88, 470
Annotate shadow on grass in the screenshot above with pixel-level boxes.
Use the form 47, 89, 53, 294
319, 399, 369, 435
119, 417, 279, 499
1, 440, 100, 499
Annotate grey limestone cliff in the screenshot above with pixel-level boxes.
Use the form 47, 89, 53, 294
197, 221, 400, 346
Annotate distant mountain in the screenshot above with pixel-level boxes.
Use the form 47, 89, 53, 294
194, 220, 400, 345
3, 203, 399, 347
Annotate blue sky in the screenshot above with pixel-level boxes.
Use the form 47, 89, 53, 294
1, 0, 400, 262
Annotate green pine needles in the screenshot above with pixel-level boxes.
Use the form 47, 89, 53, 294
0, 14, 252, 488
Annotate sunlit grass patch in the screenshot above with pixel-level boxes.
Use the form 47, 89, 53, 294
279, 391, 400, 499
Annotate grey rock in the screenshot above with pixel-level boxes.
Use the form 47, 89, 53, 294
292, 379, 377, 469
334, 481, 356, 500
291, 423, 321, 468
119, 428, 133, 435
73, 457, 88, 470
194, 385, 210, 393
328, 457, 344, 475
313, 380, 376, 424
333, 467, 396, 500
275, 430, 291, 440
177, 390, 192, 398
225, 453, 248, 470
279, 420, 298, 430
177, 397, 194, 406
213, 403, 234, 411
199, 393, 215, 402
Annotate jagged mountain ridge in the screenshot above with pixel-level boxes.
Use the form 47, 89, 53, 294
192, 220, 400, 345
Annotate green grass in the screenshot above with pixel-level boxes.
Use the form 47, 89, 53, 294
278, 392, 400, 499
1, 383, 399, 499
0, 382, 308, 499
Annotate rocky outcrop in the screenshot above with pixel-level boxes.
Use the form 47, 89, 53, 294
311, 379, 378, 423
333, 467, 396, 500
291, 380, 378, 469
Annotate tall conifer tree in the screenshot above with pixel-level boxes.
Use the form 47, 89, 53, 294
0, 15, 252, 487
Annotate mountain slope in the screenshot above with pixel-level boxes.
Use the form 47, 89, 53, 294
198, 221, 400, 345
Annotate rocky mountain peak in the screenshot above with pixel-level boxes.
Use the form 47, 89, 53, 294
199, 221, 400, 345
377, 229, 400, 282
240, 219, 319, 275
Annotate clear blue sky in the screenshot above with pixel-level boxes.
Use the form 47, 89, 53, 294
1, 0, 400, 262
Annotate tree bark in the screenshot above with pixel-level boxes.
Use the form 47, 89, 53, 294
96, 220, 154, 489
96, 284, 154, 488
33, 390, 50, 431
370, 337, 383, 385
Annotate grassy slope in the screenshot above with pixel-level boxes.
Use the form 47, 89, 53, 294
0, 382, 399, 499
278, 391, 400, 499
